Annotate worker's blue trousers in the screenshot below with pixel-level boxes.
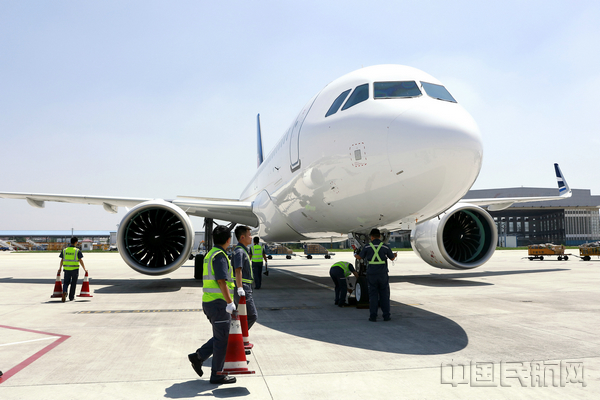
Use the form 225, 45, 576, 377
367, 272, 390, 320
197, 299, 230, 379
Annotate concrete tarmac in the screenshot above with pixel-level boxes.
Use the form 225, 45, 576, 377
0, 250, 598, 399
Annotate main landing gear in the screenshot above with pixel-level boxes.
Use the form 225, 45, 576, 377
193, 218, 236, 279
348, 233, 370, 308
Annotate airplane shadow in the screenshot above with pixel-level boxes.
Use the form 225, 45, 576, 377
164, 380, 250, 398
257, 299, 469, 355
253, 266, 568, 356
0, 277, 203, 294
1, 266, 568, 356
393, 268, 569, 287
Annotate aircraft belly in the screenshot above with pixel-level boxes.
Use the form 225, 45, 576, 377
252, 190, 306, 242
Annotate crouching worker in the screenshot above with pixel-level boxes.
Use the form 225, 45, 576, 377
188, 225, 237, 385
330, 261, 359, 307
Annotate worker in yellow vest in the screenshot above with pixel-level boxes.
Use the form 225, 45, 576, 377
232, 225, 258, 329
188, 225, 237, 385
330, 261, 359, 307
355, 229, 397, 322
250, 237, 268, 289
57, 237, 87, 302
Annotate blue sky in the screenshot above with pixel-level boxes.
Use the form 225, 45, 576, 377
1, 1, 599, 230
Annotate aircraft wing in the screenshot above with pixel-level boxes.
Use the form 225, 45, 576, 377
0, 192, 258, 226
461, 163, 571, 211
0, 192, 149, 213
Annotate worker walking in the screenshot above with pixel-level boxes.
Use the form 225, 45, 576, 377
250, 237, 267, 289
330, 261, 359, 307
232, 225, 258, 330
58, 237, 87, 302
355, 229, 397, 321
188, 225, 237, 385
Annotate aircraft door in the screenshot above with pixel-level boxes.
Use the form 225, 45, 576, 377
290, 95, 317, 172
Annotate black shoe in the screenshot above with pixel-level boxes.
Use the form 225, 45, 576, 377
334, 301, 339, 305
368, 317, 376, 322
383, 317, 391, 321
188, 353, 203, 377
210, 375, 236, 384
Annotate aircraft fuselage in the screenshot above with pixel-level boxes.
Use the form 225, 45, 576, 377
240, 65, 483, 242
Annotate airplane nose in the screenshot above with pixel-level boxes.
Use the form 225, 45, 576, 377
386, 100, 483, 194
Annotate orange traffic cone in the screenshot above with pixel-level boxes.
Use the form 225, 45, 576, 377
77, 271, 93, 297
238, 295, 254, 350
217, 311, 255, 376
51, 273, 63, 298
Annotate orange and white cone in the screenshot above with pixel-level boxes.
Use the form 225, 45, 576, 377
77, 271, 93, 297
51, 273, 63, 298
217, 311, 255, 376
238, 295, 254, 350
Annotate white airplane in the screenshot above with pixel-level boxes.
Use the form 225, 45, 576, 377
0, 65, 571, 277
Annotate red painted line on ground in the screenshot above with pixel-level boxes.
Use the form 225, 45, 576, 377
0, 325, 70, 384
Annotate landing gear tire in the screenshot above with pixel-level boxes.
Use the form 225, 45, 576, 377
583, 256, 591, 261
307, 255, 313, 260
355, 277, 369, 308
286, 255, 291, 259
194, 254, 205, 280
564, 256, 569, 261
539, 256, 544, 261
267, 255, 273, 260
325, 255, 331, 259
558, 256, 563, 261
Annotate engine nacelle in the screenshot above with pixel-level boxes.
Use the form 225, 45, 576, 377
117, 200, 194, 275
410, 203, 497, 270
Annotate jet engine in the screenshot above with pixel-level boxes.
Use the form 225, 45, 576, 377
116, 200, 194, 275
410, 203, 497, 270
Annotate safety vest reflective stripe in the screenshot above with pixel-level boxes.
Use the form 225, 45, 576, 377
62, 247, 80, 270
237, 245, 254, 284
368, 243, 385, 265
251, 244, 263, 262
331, 261, 351, 277
202, 247, 235, 302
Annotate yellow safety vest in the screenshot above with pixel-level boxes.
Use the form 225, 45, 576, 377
331, 261, 352, 277
251, 244, 263, 262
62, 247, 80, 271
202, 246, 235, 303
368, 243, 385, 265
236, 245, 254, 284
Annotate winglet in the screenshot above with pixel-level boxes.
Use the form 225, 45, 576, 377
257, 114, 264, 168
554, 163, 571, 197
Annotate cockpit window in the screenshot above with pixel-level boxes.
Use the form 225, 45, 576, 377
325, 89, 351, 117
421, 82, 457, 103
341, 83, 369, 110
374, 81, 421, 99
